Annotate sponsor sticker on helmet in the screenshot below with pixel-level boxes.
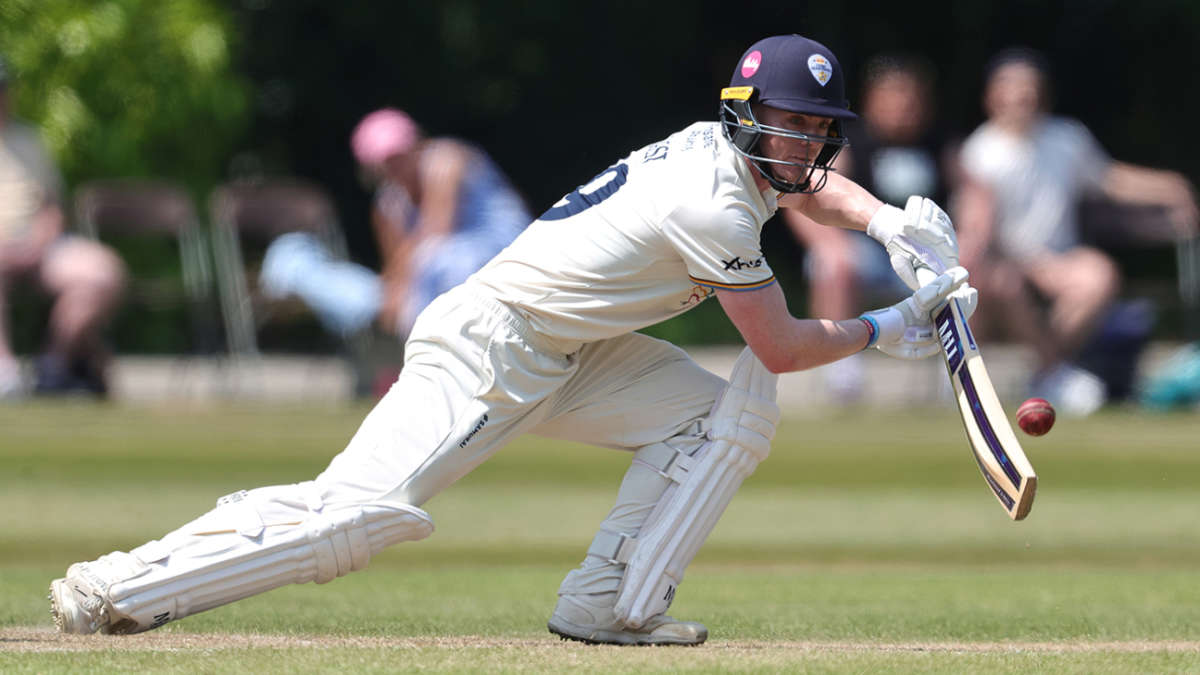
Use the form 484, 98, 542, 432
807, 54, 832, 86
741, 50, 762, 78
721, 86, 754, 101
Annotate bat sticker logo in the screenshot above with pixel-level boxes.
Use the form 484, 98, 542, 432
936, 306, 963, 374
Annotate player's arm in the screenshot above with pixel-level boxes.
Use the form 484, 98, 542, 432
717, 267, 970, 373
777, 156, 864, 259
715, 282, 869, 373
783, 173, 963, 294
778, 171, 880, 232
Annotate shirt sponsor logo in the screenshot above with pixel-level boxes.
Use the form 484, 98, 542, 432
721, 256, 765, 271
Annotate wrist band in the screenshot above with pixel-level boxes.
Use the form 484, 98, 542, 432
857, 315, 879, 350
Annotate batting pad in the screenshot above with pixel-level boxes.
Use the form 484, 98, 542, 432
73, 482, 433, 634
613, 347, 779, 628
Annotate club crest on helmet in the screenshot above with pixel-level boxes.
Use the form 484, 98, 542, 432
807, 55, 832, 86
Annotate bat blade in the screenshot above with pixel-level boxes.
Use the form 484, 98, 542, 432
934, 295, 1037, 520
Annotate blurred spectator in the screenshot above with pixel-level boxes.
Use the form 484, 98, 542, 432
956, 47, 1199, 416
0, 56, 125, 397
781, 54, 955, 399
260, 108, 529, 338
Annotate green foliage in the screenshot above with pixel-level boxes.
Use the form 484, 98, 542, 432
0, 0, 250, 194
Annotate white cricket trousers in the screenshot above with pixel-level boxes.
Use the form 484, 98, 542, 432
315, 284, 726, 513
67, 285, 726, 634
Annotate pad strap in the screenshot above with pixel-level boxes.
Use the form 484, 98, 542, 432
587, 530, 637, 565
633, 441, 695, 485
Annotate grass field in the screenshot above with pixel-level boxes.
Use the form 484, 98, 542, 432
2, 400, 1200, 673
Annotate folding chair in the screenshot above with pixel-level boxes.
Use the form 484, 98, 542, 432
74, 179, 220, 354
1076, 195, 1200, 397
208, 178, 356, 357
1079, 195, 1200, 322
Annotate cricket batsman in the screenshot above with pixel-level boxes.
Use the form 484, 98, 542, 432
50, 34, 974, 645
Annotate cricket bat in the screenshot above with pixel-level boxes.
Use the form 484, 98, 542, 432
917, 267, 1038, 520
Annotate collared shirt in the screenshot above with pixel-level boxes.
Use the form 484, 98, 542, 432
469, 122, 777, 351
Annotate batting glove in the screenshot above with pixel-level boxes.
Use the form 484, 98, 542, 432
867, 196, 978, 321
860, 266, 969, 360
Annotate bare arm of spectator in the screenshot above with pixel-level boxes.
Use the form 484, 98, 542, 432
1102, 162, 1199, 238
0, 201, 64, 273
373, 139, 469, 334
372, 204, 416, 334
412, 139, 470, 240
951, 174, 995, 271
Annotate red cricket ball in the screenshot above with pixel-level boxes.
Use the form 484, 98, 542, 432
1016, 397, 1056, 436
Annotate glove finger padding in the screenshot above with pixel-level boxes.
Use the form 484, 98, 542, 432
951, 284, 979, 322
909, 266, 969, 314
887, 247, 925, 290
905, 196, 957, 251
862, 267, 969, 361
915, 263, 978, 322
880, 198, 960, 291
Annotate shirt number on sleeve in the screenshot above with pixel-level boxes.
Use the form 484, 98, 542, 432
539, 162, 629, 221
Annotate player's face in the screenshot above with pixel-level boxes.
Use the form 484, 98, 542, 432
755, 105, 833, 182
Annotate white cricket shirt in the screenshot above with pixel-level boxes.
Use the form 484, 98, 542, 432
467, 122, 778, 352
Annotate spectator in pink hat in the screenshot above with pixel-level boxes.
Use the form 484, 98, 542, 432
261, 108, 530, 338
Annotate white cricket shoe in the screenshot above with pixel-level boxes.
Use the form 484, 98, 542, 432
49, 554, 145, 635
49, 575, 110, 635
547, 592, 707, 646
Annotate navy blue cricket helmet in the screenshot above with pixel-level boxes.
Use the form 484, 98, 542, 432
720, 35, 856, 193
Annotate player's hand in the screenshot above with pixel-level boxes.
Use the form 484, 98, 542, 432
869, 197, 979, 321
860, 266, 969, 360
868, 196, 959, 286
913, 264, 978, 322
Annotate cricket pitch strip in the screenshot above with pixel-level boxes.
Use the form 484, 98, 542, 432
4, 627, 1199, 654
